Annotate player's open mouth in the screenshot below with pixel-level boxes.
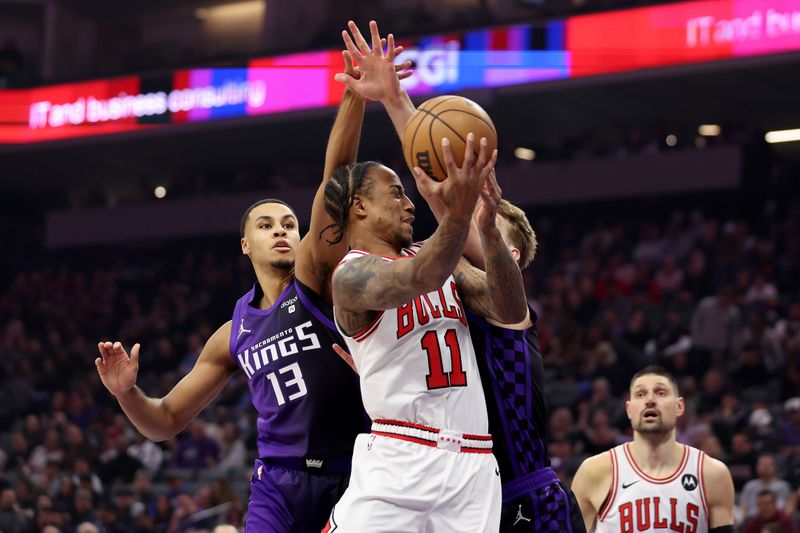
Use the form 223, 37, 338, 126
273, 240, 291, 251
643, 409, 659, 420
402, 217, 415, 229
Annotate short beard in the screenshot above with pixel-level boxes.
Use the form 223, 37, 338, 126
634, 416, 673, 435
271, 258, 295, 271
398, 233, 413, 249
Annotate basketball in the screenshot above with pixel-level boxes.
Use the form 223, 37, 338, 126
402, 95, 498, 182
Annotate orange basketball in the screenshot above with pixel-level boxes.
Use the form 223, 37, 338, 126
402, 95, 498, 182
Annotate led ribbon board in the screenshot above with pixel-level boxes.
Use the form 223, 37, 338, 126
1, 0, 798, 144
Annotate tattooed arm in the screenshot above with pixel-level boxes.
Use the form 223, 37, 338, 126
333, 214, 472, 335
454, 170, 528, 325
334, 134, 496, 336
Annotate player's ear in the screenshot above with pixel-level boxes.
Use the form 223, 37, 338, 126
625, 399, 632, 420
351, 193, 368, 219
676, 396, 685, 417
241, 236, 250, 255
510, 246, 521, 263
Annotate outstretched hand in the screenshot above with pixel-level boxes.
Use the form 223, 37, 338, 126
334, 20, 413, 101
96, 341, 140, 397
414, 134, 498, 221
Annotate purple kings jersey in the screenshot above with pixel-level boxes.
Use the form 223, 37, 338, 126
230, 278, 366, 461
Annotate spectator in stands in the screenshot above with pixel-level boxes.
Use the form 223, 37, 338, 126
127, 434, 164, 476
740, 453, 793, 519
170, 419, 219, 469
213, 421, 247, 475
742, 489, 797, 533
780, 396, 800, 453
728, 433, 759, 492
0, 488, 29, 532
70, 488, 96, 528
28, 429, 64, 474
98, 433, 143, 486
690, 286, 740, 365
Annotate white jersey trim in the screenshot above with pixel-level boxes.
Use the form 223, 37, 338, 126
622, 442, 689, 484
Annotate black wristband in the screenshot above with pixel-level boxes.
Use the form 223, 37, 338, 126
709, 526, 734, 533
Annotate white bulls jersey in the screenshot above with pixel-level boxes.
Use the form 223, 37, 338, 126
334, 247, 489, 434
597, 443, 709, 533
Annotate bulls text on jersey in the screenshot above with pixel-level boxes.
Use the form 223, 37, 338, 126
396, 280, 467, 339
617, 497, 700, 533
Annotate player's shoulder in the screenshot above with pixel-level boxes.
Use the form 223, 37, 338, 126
701, 454, 732, 483
575, 448, 615, 483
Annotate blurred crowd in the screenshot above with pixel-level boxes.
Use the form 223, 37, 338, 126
1, 194, 799, 532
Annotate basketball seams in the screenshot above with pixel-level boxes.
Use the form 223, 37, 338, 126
438, 108, 497, 137
404, 95, 458, 179
405, 96, 496, 182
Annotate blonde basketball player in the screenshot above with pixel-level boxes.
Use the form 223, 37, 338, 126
572, 365, 734, 533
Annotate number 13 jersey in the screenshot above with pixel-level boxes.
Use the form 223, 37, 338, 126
334, 247, 489, 435
230, 277, 366, 461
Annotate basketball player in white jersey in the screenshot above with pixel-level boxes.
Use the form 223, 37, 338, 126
571, 365, 735, 533
319, 29, 527, 529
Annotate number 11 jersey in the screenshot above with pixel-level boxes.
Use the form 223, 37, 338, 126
334, 247, 489, 435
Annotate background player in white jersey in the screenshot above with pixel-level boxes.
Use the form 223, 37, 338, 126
571, 365, 735, 533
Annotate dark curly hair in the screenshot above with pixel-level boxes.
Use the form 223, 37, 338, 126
320, 161, 380, 245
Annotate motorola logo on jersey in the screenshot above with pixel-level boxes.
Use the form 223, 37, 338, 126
681, 473, 698, 491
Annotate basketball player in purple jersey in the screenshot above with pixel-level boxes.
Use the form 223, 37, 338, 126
336, 20, 586, 531
95, 45, 412, 532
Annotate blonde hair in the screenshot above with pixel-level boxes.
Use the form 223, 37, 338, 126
497, 199, 537, 269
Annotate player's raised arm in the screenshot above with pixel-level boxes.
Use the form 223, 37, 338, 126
294, 86, 365, 298
437, 143, 526, 325
95, 322, 237, 442
338, 21, 498, 270
297, 21, 411, 299
332, 135, 490, 335
703, 456, 735, 530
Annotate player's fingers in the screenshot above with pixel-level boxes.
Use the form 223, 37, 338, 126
348, 20, 372, 55
481, 149, 499, 181
332, 343, 358, 374
342, 50, 356, 74
397, 70, 413, 81
387, 34, 396, 61
441, 138, 459, 179
488, 169, 502, 198
414, 166, 442, 191
95, 357, 104, 369
131, 343, 140, 365
474, 137, 489, 170
394, 45, 404, 57
369, 20, 382, 54
462, 132, 477, 170
342, 30, 361, 58
394, 60, 413, 72
113, 341, 125, 357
